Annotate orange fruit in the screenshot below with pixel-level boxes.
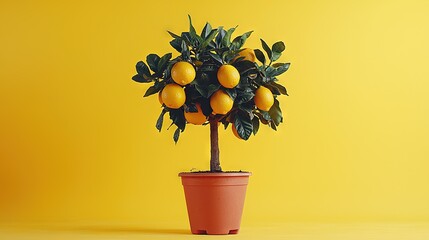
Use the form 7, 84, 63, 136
158, 91, 163, 105
232, 124, 243, 140
210, 90, 234, 115
161, 83, 186, 109
185, 103, 207, 125
236, 48, 256, 62
217, 64, 240, 88
171, 61, 196, 86
254, 86, 274, 111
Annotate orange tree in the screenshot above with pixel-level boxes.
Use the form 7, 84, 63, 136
132, 16, 290, 172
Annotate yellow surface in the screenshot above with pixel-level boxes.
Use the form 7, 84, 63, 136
1, 0, 429, 227
1, 222, 429, 239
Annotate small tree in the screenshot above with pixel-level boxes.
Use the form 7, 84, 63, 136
132, 16, 290, 172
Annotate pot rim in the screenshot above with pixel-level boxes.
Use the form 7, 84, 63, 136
179, 172, 251, 177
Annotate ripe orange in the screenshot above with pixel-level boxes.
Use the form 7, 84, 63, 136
184, 103, 207, 125
236, 48, 256, 62
232, 124, 243, 140
161, 83, 186, 109
217, 64, 240, 89
171, 61, 196, 86
210, 90, 234, 115
158, 91, 163, 105
254, 86, 274, 111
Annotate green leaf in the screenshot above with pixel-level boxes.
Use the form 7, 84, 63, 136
252, 117, 260, 135
232, 60, 257, 75
234, 56, 246, 62
222, 27, 236, 47
215, 27, 226, 46
200, 98, 212, 116
167, 31, 181, 39
185, 103, 198, 113
259, 110, 272, 122
222, 120, 230, 130
234, 110, 253, 140
231, 31, 253, 50
156, 108, 168, 132
254, 49, 266, 65
209, 52, 223, 64
132, 74, 150, 83
264, 84, 281, 95
235, 90, 254, 104
223, 50, 237, 63
184, 84, 201, 101
144, 85, 160, 97
270, 121, 277, 131
194, 85, 207, 98
146, 54, 160, 72
198, 63, 218, 73
181, 32, 191, 44
272, 41, 286, 53
136, 61, 151, 77
269, 81, 288, 95
225, 88, 237, 100
163, 61, 174, 79
238, 100, 254, 113
207, 84, 221, 97
169, 108, 186, 131
242, 30, 253, 39
188, 15, 198, 41
173, 127, 181, 144
157, 53, 172, 73
195, 83, 220, 98
272, 52, 282, 61
201, 22, 212, 38
254, 112, 269, 124
181, 40, 190, 60
265, 66, 275, 77
268, 98, 282, 126
272, 41, 287, 62
273, 63, 290, 76
200, 29, 218, 49
208, 41, 216, 48
195, 35, 203, 45
170, 38, 182, 52
260, 39, 272, 60
272, 62, 287, 68
265, 63, 290, 78
194, 73, 210, 97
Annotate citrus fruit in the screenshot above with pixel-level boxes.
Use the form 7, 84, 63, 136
210, 90, 234, 115
171, 61, 196, 86
236, 48, 256, 62
254, 86, 274, 111
158, 91, 163, 105
232, 124, 243, 140
185, 103, 207, 125
217, 64, 240, 88
161, 83, 186, 109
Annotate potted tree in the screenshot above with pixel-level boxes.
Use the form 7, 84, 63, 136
131, 16, 290, 235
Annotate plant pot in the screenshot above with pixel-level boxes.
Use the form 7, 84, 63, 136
179, 172, 251, 235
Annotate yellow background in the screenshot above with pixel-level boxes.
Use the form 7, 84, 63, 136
1, 0, 429, 225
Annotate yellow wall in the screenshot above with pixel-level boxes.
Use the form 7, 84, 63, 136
1, 0, 429, 223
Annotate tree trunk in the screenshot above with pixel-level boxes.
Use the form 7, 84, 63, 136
210, 120, 222, 172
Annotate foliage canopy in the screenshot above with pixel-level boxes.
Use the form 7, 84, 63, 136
132, 15, 290, 143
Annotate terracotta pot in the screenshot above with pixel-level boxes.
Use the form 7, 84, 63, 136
179, 172, 251, 235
